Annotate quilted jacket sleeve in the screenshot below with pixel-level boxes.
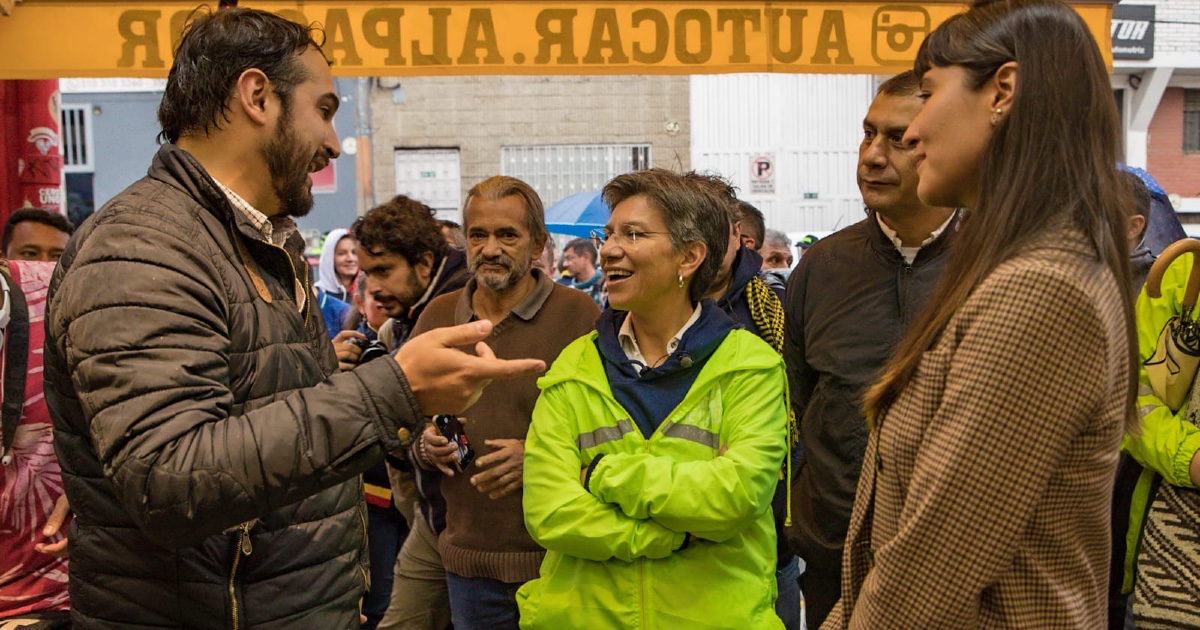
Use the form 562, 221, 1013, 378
45, 213, 422, 548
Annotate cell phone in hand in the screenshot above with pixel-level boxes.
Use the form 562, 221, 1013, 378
434, 415, 475, 471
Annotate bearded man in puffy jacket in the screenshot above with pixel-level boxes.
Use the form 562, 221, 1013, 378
42, 9, 543, 629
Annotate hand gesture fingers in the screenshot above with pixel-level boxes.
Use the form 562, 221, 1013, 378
397, 321, 546, 416
34, 495, 71, 558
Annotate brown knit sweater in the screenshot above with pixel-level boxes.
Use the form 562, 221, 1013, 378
410, 269, 599, 583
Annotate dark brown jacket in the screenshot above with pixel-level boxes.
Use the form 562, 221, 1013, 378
44, 144, 423, 629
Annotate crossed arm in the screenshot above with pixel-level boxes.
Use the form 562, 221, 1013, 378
522, 367, 787, 561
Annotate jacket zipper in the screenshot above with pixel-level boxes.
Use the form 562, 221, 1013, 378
639, 438, 650, 629
357, 490, 371, 592
897, 263, 913, 325
229, 522, 254, 630
263, 239, 313, 327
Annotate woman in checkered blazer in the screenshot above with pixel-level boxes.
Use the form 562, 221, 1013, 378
825, 0, 1139, 628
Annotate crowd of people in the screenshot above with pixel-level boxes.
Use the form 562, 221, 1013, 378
3, 0, 1200, 628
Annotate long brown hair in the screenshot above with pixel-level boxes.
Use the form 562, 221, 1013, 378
863, 0, 1138, 433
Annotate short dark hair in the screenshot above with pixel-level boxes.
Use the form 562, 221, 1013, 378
737, 200, 765, 250
157, 8, 326, 144
565, 238, 597, 264
1123, 172, 1151, 224
3, 208, 75, 253
1124, 171, 1152, 242
353, 195, 447, 268
604, 169, 732, 303
877, 70, 921, 98
438, 219, 466, 249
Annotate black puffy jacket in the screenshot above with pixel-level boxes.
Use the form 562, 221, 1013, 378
44, 145, 422, 629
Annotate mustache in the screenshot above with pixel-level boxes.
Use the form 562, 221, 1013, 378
470, 255, 513, 272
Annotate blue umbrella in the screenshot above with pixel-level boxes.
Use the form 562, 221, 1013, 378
545, 190, 609, 237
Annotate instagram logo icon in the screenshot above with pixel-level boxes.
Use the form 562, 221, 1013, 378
871, 6, 932, 65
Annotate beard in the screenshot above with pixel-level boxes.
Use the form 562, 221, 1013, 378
262, 104, 321, 219
471, 252, 530, 293
379, 270, 429, 318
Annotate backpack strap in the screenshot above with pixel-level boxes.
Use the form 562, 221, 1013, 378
1, 274, 30, 464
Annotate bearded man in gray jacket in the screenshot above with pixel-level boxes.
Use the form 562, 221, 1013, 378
42, 9, 542, 629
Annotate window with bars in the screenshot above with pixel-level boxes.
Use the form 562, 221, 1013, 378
501, 144, 651, 205
60, 104, 94, 173
1186, 90, 1200, 154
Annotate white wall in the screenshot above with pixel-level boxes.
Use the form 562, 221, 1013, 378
690, 73, 876, 233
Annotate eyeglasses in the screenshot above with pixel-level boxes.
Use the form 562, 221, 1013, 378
590, 227, 671, 250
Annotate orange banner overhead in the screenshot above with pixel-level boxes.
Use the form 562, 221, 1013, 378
0, 1, 1113, 78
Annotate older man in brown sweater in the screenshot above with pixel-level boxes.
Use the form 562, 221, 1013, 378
412, 176, 599, 630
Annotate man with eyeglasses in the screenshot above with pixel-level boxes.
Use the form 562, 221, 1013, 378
557, 237, 605, 306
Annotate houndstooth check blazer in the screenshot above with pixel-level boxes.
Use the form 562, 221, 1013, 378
825, 228, 1131, 629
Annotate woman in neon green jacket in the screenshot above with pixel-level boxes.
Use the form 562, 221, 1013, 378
517, 169, 789, 629
1122, 252, 1200, 623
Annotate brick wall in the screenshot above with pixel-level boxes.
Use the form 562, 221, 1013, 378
370, 75, 690, 205
1147, 88, 1200, 197
1143, 0, 1200, 54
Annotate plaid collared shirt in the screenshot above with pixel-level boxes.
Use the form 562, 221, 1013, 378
212, 179, 306, 310
211, 179, 298, 247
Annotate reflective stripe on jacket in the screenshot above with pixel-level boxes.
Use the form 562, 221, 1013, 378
518, 328, 788, 629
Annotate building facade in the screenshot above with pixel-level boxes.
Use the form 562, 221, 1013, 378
1110, 0, 1200, 219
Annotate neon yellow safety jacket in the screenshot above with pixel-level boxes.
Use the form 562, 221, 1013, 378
1122, 252, 1200, 592
518, 329, 788, 629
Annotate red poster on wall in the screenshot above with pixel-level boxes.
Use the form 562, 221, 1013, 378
309, 161, 336, 195
1, 80, 64, 223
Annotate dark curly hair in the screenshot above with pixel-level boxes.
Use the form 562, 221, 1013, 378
353, 195, 448, 269
157, 8, 326, 144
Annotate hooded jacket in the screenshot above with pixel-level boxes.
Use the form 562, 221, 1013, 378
314, 227, 353, 301
716, 246, 785, 341
558, 267, 605, 306
379, 247, 470, 534
715, 245, 792, 569
43, 144, 424, 629
518, 307, 788, 629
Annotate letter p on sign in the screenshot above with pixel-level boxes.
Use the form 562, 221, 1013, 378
752, 156, 774, 180
749, 154, 776, 194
